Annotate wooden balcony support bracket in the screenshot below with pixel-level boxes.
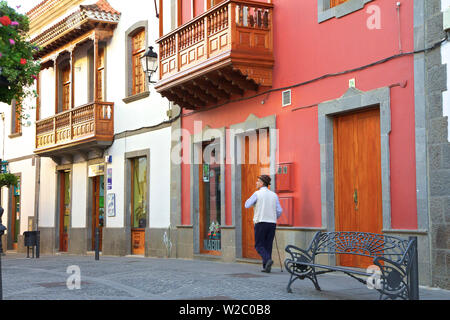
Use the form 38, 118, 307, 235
205, 71, 243, 96
164, 90, 197, 110
193, 78, 230, 100
220, 67, 258, 92
181, 83, 218, 104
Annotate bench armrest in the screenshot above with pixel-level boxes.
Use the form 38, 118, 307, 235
285, 244, 313, 261
373, 256, 409, 299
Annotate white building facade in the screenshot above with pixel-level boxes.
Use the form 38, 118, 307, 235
0, 0, 174, 257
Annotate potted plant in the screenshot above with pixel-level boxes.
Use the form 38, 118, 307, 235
0, 1, 40, 105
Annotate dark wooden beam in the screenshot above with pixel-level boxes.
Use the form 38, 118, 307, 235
194, 78, 230, 100
205, 71, 243, 96
171, 87, 205, 107
182, 83, 217, 104
221, 68, 259, 91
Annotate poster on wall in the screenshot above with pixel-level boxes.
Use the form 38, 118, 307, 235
107, 193, 116, 217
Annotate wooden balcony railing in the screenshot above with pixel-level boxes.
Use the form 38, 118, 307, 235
35, 101, 114, 154
155, 0, 274, 109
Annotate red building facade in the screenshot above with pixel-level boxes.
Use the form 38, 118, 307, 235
158, 0, 448, 287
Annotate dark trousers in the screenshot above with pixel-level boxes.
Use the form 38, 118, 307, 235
254, 222, 276, 267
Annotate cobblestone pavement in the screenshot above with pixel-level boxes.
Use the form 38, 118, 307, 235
1, 253, 449, 300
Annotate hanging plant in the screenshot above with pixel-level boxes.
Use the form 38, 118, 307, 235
0, 1, 40, 105
0, 173, 18, 188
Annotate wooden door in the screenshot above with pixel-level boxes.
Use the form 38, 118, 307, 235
91, 176, 104, 251
59, 171, 70, 252
333, 108, 382, 269
241, 130, 270, 259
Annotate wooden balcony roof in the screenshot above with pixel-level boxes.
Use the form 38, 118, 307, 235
30, 0, 120, 59
155, 0, 274, 110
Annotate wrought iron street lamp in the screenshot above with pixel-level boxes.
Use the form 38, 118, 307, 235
140, 46, 158, 84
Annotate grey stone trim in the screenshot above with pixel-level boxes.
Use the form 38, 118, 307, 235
318, 0, 373, 23
125, 20, 149, 98
122, 91, 150, 104
54, 166, 73, 251
418, 0, 449, 289
190, 125, 226, 255
318, 86, 391, 231
170, 105, 182, 229
229, 114, 277, 259
68, 227, 87, 254
123, 149, 150, 256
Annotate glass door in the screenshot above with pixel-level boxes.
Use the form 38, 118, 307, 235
11, 178, 20, 250
131, 157, 147, 255
199, 142, 221, 255
91, 175, 105, 251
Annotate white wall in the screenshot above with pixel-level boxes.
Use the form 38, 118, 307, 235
443, 0, 450, 142
7, 159, 36, 234
38, 157, 57, 228
72, 162, 88, 228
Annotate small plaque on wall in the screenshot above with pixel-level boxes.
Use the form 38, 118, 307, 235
107, 193, 116, 217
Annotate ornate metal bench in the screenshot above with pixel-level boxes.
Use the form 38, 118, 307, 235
284, 231, 419, 300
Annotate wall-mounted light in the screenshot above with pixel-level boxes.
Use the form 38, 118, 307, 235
140, 46, 158, 84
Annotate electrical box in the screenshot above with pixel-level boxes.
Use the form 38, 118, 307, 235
276, 163, 293, 192
444, 7, 450, 31
278, 197, 293, 226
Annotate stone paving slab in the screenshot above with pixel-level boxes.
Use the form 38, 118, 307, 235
1, 253, 449, 301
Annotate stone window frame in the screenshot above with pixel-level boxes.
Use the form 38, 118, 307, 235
318, 0, 373, 23
190, 126, 226, 255
229, 114, 277, 259
123, 21, 150, 104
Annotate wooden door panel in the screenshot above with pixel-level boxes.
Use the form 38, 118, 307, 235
334, 114, 357, 267
132, 229, 145, 255
334, 109, 382, 269
241, 130, 270, 259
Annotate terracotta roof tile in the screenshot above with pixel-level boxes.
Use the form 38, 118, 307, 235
80, 0, 121, 16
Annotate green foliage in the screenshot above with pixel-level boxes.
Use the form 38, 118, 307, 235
0, 1, 40, 104
0, 173, 18, 188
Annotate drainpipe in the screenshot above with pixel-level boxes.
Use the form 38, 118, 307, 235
34, 156, 41, 258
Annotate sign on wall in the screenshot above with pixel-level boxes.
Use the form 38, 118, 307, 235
88, 164, 105, 177
107, 168, 112, 190
107, 193, 116, 217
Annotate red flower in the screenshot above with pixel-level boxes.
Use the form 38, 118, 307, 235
0, 16, 11, 26
20, 58, 27, 65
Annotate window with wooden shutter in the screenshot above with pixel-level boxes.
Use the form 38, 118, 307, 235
97, 47, 105, 101
11, 100, 22, 135
131, 29, 146, 95
330, 0, 348, 8
61, 65, 71, 112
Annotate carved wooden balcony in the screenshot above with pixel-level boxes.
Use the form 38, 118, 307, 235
155, 0, 274, 110
35, 101, 114, 160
